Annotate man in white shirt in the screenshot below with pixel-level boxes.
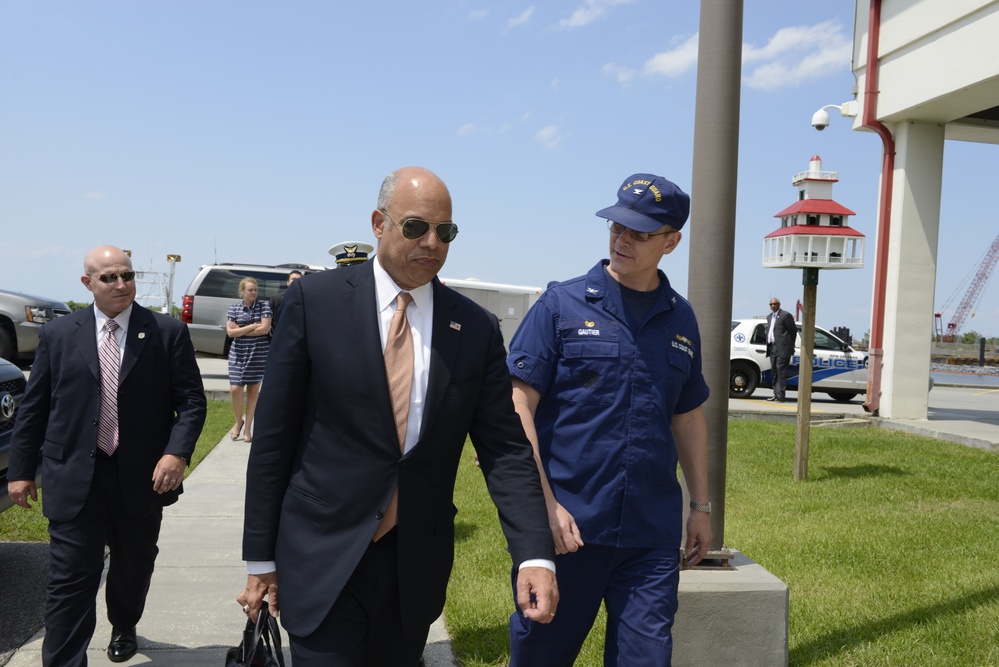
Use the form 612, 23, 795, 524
766, 298, 797, 402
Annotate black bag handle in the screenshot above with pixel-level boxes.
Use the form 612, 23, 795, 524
241, 601, 286, 667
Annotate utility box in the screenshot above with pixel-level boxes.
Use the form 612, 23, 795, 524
439, 278, 543, 343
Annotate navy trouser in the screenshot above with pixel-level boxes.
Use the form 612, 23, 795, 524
286, 530, 428, 667
43, 453, 162, 667
509, 544, 680, 667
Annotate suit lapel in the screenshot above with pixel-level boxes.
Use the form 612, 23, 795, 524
342, 263, 400, 443
120, 306, 151, 385
418, 279, 460, 442
74, 306, 101, 383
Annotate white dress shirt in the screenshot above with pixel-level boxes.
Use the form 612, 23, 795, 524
372, 256, 433, 454
94, 304, 132, 362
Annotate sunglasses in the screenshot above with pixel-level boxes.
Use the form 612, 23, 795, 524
93, 271, 136, 284
382, 210, 458, 243
607, 220, 675, 243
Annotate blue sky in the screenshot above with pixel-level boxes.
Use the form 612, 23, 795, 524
2, 1, 994, 340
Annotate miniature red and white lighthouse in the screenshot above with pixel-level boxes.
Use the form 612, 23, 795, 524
763, 155, 864, 482
763, 155, 864, 269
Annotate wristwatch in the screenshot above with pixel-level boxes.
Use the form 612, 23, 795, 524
689, 500, 712, 514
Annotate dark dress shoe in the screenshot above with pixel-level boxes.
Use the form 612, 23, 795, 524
107, 626, 137, 663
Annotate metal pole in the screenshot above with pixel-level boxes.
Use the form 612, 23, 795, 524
794, 269, 818, 481
166, 254, 181, 318
861, 0, 895, 416
688, 0, 743, 547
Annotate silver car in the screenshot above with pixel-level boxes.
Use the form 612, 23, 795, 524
181, 263, 320, 356
0, 288, 72, 363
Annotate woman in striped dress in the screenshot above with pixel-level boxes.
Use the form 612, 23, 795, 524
226, 277, 272, 443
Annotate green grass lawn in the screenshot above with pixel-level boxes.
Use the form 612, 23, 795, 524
0, 399, 232, 542
446, 420, 999, 666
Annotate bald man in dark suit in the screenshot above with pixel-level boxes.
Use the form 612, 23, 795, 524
7, 245, 206, 665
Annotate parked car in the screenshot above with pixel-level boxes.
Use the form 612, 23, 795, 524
729, 318, 868, 402
0, 288, 71, 363
181, 263, 322, 356
0, 356, 28, 513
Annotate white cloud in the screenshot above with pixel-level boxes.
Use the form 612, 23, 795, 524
84, 191, 106, 200
468, 9, 489, 21
642, 34, 699, 78
556, 0, 634, 30
743, 21, 843, 64
508, 6, 534, 29
742, 21, 852, 90
615, 21, 850, 91
534, 125, 563, 150
601, 62, 636, 84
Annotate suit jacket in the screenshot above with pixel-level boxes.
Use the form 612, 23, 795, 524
243, 261, 554, 638
9, 304, 207, 522
268, 291, 285, 332
767, 309, 797, 360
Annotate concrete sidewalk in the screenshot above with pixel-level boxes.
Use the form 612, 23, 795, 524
6, 434, 458, 666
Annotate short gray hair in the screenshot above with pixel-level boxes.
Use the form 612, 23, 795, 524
377, 172, 400, 212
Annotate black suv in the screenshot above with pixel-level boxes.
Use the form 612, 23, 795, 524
0, 357, 27, 512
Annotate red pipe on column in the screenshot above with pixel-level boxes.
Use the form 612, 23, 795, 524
862, 0, 895, 414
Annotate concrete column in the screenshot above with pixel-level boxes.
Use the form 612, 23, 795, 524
879, 121, 944, 419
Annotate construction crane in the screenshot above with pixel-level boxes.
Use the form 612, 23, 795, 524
934, 232, 999, 341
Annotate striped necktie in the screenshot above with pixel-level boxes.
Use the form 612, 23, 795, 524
97, 320, 121, 456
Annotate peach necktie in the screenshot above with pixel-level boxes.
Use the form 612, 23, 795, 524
373, 292, 414, 541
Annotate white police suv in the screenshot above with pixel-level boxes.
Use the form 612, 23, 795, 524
729, 318, 868, 402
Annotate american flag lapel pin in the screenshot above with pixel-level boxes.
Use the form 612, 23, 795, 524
450, 321, 462, 331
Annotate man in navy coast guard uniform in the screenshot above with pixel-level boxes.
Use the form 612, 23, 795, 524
506, 173, 712, 666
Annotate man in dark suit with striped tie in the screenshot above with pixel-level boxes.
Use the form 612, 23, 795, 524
7, 245, 206, 665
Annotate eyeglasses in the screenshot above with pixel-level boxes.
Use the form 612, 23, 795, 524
607, 220, 675, 242
93, 271, 136, 284
381, 210, 458, 243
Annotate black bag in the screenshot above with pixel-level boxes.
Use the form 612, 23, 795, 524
224, 601, 286, 667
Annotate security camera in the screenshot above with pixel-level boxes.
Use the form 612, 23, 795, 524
811, 109, 831, 131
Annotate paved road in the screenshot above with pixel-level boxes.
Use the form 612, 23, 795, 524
0, 543, 49, 666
